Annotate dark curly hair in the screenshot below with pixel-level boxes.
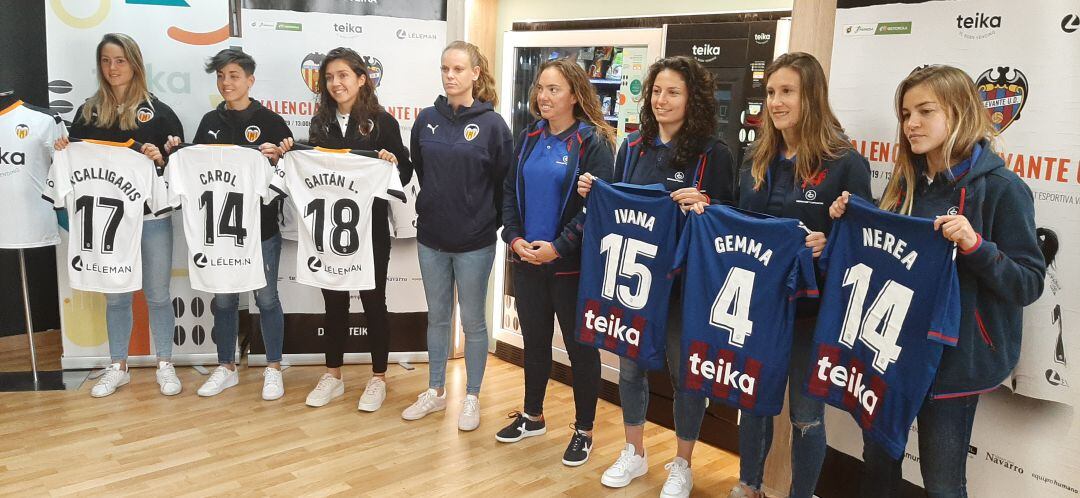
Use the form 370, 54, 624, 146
639, 56, 718, 170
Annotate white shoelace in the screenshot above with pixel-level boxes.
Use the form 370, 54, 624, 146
611, 449, 639, 474
314, 375, 338, 392
263, 368, 282, 381
159, 364, 178, 382
664, 461, 688, 488
462, 396, 479, 416
100, 367, 125, 386
207, 366, 230, 386
364, 378, 384, 396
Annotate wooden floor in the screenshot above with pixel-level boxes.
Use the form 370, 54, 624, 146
0, 341, 741, 496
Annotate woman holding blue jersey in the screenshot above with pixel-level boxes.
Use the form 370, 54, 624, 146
830, 65, 1044, 498
400, 41, 512, 431
578, 55, 736, 498
730, 52, 872, 498
498, 58, 616, 467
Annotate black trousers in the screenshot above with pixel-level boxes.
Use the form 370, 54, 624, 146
320, 200, 392, 371
512, 263, 601, 431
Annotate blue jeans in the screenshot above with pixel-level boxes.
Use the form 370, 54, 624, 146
618, 300, 708, 441
211, 233, 284, 364
105, 217, 175, 361
860, 394, 980, 498
418, 242, 495, 395
737, 318, 826, 498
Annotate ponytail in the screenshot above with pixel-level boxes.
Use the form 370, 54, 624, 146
444, 41, 498, 108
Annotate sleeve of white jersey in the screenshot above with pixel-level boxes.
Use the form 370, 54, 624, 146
164, 150, 185, 211
44, 116, 67, 160
378, 158, 406, 203
269, 154, 289, 201
151, 166, 173, 216
42, 148, 71, 208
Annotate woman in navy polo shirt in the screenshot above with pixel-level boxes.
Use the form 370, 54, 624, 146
497, 58, 616, 467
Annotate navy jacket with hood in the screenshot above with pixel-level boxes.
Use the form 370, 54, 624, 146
902, 140, 1045, 398
411, 96, 513, 253
501, 120, 616, 273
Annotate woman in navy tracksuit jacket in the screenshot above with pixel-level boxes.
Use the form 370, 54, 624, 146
401, 41, 513, 430
831, 65, 1045, 498
497, 58, 616, 467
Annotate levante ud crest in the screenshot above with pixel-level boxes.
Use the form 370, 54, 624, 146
976, 66, 1028, 134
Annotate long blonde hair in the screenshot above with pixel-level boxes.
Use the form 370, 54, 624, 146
80, 33, 153, 131
443, 41, 499, 108
879, 65, 995, 214
749, 52, 852, 190
528, 58, 616, 148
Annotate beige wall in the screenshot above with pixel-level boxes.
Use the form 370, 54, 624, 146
493, 0, 793, 89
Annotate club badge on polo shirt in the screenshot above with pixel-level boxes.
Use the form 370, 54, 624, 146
666, 170, 686, 184
464, 123, 479, 141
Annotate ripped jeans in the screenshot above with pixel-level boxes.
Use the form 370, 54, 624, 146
736, 317, 826, 498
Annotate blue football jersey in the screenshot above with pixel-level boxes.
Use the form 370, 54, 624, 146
674, 205, 817, 416
576, 180, 682, 370
806, 194, 960, 459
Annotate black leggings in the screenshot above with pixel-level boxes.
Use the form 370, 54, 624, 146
320, 200, 391, 371
513, 263, 601, 431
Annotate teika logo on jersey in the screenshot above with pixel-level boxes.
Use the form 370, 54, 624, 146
0, 147, 26, 166
684, 339, 761, 409
15, 124, 29, 139
245, 125, 262, 142
136, 106, 154, 123
808, 345, 887, 428
976, 66, 1027, 134
579, 300, 645, 359
464, 123, 480, 141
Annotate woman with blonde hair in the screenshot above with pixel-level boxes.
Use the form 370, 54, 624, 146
730, 52, 872, 498
56, 33, 185, 398
830, 64, 1044, 498
400, 41, 512, 431
497, 58, 616, 467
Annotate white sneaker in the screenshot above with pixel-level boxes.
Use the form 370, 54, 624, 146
90, 363, 130, 398
660, 457, 693, 498
306, 373, 345, 407
357, 376, 387, 412
728, 484, 763, 498
156, 361, 182, 396
401, 388, 447, 420
601, 443, 648, 488
197, 365, 239, 397
458, 394, 480, 431
262, 367, 284, 401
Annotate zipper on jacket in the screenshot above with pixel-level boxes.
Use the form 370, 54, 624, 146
974, 309, 996, 351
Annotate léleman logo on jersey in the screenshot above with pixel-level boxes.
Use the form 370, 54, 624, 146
976, 66, 1027, 134
0, 147, 26, 165
245, 125, 262, 142
307, 256, 323, 272
427, 123, 438, 134
1045, 369, 1068, 387
71, 256, 83, 272
1064, 14, 1079, 33
15, 124, 29, 140
193, 253, 208, 269
137, 107, 154, 123
464, 123, 480, 141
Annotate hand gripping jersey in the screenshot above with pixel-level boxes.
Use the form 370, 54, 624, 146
43, 139, 170, 292
806, 194, 960, 459
278, 147, 405, 291
675, 205, 817, 415
0, 99, 67, 248
575, 180, 682, 370
166, 144, 279, 293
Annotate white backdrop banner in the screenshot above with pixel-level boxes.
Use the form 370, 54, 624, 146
828, 1, 1079, 495
46, 0, 232, 367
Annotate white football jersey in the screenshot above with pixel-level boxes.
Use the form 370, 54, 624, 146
278, 148, 405, 291
388, 177, 419, 239
44, 139, 170, 293
0, 100, 67, 248
166, 144, 279, 293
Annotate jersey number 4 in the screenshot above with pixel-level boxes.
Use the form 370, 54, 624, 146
839, 263, 913, 374
710, 267, 756, 347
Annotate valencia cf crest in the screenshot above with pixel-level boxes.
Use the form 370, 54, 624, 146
464, 123, 480, 141
361, 56, 384, 88
14, 124, 29, 139
976, 67, 1027, 134
245, 125, 262, 143
300, 52, 326, 94
137, 107, 154, 123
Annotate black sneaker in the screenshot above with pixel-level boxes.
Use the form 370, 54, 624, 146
562, 424, 593, 466
495, 411, 547, 443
